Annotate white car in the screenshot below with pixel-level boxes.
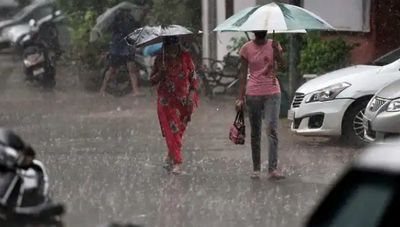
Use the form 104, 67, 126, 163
288, 53, 400, 146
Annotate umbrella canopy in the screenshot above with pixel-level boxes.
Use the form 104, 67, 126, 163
214, 2, 334, 32
125, 25, 194, 47
90, 1, 145, 42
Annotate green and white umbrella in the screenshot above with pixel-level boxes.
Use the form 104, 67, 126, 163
214, 2, 334, 32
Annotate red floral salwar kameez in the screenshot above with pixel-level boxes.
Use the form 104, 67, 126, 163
152, 51, 199, 164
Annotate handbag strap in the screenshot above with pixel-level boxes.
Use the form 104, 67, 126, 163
235, 110, 244, 124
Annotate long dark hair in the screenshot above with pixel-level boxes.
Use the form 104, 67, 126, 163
253, 31, 267, 40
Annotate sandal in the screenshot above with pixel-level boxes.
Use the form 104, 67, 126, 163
268, 170, 285, 180
163, 155, 173, 171
171, 164, 182, 175
250, 171, 261, 179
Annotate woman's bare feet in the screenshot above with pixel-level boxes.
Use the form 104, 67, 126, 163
163, 154, 173, 171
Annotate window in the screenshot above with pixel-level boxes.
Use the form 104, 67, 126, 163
225, 0, 234, 19
303, 0, 371, 32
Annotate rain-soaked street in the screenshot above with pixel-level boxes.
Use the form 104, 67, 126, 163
0, 53, 361, 227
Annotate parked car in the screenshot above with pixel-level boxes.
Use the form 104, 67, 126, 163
288, 50, 400, 146
363, 79, 400, 142
371, 47, 400, 66
0, 0, 59, 50
305, 140, 400, 227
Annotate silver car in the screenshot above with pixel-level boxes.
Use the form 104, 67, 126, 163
364, 79, 400, 142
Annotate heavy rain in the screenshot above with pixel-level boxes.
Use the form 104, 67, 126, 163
0, 0, 399, 227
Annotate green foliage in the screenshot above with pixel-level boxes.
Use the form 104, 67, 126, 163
56, 0, 118, 68
68, 9, 110, 68
226, 36, 248, 55
299, 33, 356, 75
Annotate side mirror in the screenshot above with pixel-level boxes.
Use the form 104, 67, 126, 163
29, 19, 36, 27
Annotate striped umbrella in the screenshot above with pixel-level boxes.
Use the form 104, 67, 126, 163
214, 2, 334, 32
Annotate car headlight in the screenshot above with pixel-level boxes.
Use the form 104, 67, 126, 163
387, 98, 400, 112
306, 82, 351, 103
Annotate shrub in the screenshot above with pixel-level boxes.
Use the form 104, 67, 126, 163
299, 33, 356, 75
71, 12, 113, 69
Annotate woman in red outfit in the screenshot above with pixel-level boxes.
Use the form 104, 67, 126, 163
150, 36, 199, 174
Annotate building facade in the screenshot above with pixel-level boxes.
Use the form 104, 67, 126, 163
202, 0, 400, 64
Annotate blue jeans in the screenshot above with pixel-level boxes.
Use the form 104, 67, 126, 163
246, 94, 281, 172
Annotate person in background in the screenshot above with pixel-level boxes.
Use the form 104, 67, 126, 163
236, 31, 286, 180
150, 36, 199, 174
100, 7, 148, 96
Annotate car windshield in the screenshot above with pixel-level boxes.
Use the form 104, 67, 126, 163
307, 170, 398, 227
372, 48, 400, 66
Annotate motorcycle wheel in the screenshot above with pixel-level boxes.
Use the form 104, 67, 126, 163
42, 67, 56, 89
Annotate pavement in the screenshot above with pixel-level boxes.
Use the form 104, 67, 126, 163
0, 54, 362, 227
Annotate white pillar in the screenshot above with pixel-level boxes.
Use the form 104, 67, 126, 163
202, 0, 210, 62
215, 0, 257, 61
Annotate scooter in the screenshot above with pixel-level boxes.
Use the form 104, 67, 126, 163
0, 129, 65, 227
18, 10, 63, 89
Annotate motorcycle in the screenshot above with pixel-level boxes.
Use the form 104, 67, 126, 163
18, 10, 63, 89
0, 129, 65, 227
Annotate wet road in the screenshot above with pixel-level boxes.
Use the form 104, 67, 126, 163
0, 54, 361, 227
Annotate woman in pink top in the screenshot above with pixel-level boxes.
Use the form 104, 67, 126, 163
236, 31, 285, 180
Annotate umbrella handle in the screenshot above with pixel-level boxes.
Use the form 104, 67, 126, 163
163, 45, 165, 66
272, 30, 277, 84
245, 32, 250, 41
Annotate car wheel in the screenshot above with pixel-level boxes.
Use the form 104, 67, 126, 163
342, 100, 369, 147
